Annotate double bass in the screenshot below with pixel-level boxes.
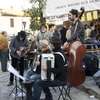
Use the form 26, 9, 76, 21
66, 8, 86, 86
67, 41, 86, 86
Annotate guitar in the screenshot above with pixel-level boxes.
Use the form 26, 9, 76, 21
16, 47, 29, 58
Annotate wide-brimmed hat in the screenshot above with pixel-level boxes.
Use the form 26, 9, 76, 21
18, 31, 26, 38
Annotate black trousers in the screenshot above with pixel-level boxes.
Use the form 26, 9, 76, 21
24, 85, 52, 100
24, 81, 52, 100
9, 57, 25, 83
43, 87, 52, 100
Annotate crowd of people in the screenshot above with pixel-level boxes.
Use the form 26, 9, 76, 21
0, 8, 100, 100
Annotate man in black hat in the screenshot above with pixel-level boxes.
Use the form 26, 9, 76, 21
7, 31, 29, 86
68, 9, 85, 42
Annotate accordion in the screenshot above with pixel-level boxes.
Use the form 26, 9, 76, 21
41, 53, 55, 80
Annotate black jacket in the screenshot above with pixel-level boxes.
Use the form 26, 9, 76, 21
36, 49, 67, 81
9, 36, 29, 59
69, 20, 85, 43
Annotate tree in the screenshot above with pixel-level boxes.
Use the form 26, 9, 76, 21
28, 0, 47, 31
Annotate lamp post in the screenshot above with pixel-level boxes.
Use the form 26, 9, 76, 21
22, 21, 26, 31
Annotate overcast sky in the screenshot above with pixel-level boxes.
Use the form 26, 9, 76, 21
0, 0, 31, 10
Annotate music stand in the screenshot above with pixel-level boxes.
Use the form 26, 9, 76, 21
9, 76, 25, 100
7, 62, 25, 100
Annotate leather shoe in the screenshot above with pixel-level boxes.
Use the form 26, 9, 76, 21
45, 96, 53, 100
7, 82, 13, 86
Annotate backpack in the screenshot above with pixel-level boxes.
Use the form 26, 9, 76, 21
84, 53, 99, 76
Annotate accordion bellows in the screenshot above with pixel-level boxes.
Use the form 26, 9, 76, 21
41, 53, 55, 80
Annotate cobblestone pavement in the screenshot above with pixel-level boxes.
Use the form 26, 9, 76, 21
0, 68, 100, 100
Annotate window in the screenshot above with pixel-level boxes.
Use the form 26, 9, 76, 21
86, 12, 92, 21
10, 18, 14, 27
93, 11, 98, 19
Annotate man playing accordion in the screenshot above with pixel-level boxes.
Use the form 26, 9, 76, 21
24, 31, 67, 100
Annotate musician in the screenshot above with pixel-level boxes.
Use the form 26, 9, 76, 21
24, 39, 51, 100
7, 31, 29, 86
41, 32, 67, 100
68, 9, 85, 43
24, 31, 67, 100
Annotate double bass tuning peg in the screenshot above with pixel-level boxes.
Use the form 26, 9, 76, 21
80, 7, 85, 11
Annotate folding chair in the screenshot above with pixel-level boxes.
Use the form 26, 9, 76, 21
56, 82, 72, 100
39, 78, 72, 100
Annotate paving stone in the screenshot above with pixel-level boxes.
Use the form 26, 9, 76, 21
0, 66, 100, 100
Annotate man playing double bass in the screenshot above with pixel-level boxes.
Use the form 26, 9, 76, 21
68, 9, 85, 43
63, 9, 86, 87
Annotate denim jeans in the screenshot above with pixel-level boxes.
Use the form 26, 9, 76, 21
0, 50, 9, 72
32, 79, 42, 100
94, 69, 100, 77
24, 69, 41, 100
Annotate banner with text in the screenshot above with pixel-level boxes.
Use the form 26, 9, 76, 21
44, 0, 100, 17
